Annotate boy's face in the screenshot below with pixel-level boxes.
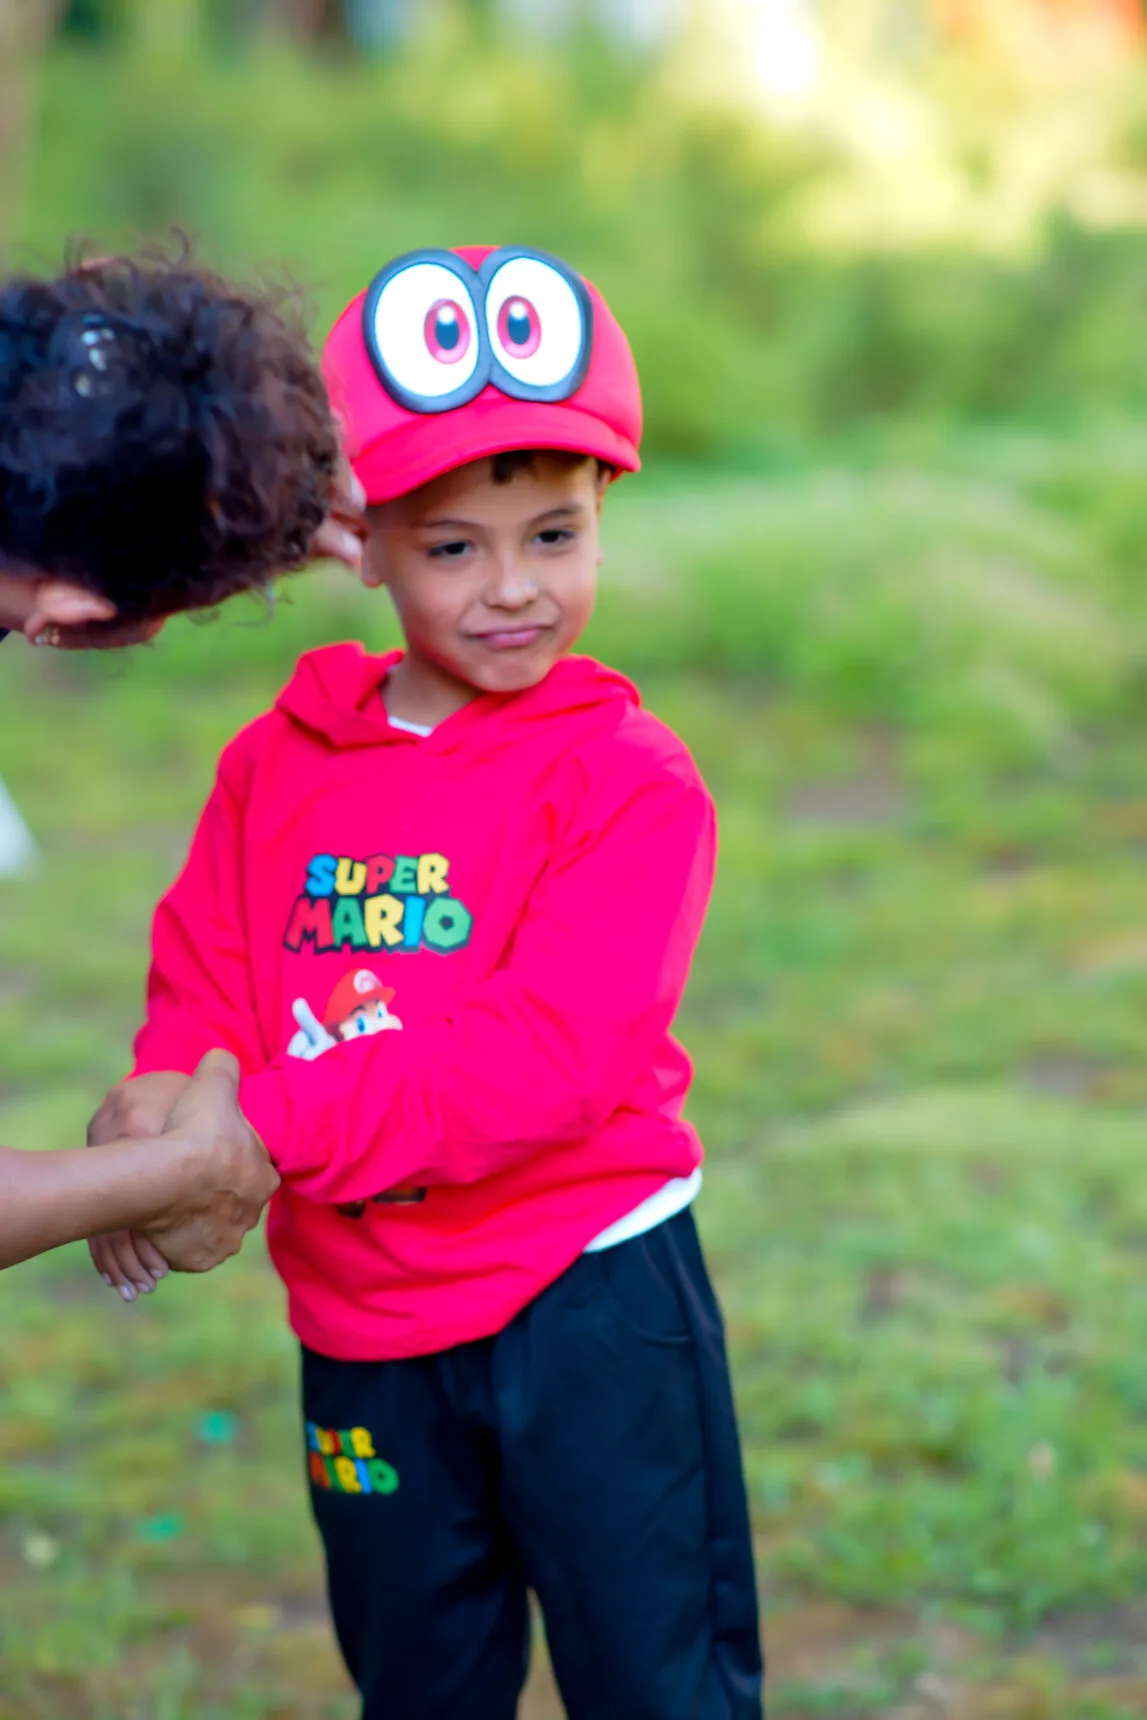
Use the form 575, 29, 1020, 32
363, 454, 608, 697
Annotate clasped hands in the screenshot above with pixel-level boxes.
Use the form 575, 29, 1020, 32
87, 1053, 279, 1300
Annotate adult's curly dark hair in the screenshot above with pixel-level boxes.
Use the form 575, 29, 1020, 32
0, 244, 339, 622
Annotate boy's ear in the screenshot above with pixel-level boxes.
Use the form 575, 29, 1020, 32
359, 507, 391, 590
360, 546, 388, 591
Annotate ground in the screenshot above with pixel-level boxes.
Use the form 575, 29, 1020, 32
5, 452, 1147, 1717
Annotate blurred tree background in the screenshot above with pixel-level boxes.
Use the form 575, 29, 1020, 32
11, 0, 1147, 464
13, 6, 1147, 1717
9, 0, 1147, 461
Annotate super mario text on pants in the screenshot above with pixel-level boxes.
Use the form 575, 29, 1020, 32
284, 852, 473, 956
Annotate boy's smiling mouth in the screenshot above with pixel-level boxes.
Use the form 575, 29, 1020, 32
467, 622, 554, 651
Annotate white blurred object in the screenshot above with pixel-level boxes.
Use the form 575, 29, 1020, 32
0, 778, 36, 876
750, 0, 822, 99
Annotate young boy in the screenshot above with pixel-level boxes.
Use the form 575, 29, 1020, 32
91, 246, 764, 1719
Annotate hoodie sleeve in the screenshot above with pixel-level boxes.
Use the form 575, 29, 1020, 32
239, 762, 715, 1203
131, 732, 267, 1079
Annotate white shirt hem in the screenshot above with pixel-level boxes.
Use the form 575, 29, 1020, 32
582, 1167, 703, 1253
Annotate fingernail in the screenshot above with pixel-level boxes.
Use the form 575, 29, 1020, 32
102, 1274, 113, 1287
119, 1285, 135, 1303
136, 1281, 153, 1295
153, 1265, 169, 1281
337, 529, 362, 565
350, 471, 366, 508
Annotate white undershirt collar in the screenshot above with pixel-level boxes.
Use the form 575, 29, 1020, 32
387, 712, 435, 738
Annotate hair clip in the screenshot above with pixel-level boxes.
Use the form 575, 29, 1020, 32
70, 317, 120, 399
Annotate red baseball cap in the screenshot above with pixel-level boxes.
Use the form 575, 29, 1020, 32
323, 968, 395, 1032
322, 245, 642, 505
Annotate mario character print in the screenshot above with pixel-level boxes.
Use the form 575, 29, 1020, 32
288, 968, 402, 1063
286, 968, 424, 1219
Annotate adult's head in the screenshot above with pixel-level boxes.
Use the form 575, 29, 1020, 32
0, 246, 354, 649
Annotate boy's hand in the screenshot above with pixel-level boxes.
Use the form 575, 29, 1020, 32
88, 1070, 193, 1148
140, 1050, 279, 1273
88, 1071, 191, 1296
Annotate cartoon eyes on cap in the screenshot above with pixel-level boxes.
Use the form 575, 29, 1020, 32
485, 254, 589, 398
362, 247, 592, 414
424, 300, 472, 365
366, 258, 482, 410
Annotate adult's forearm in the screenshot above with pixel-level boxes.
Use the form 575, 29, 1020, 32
0, 1138, 191, 1269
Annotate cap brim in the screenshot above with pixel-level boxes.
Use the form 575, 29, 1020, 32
353, 392, 641, 505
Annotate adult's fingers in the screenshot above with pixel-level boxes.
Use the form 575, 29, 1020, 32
162, 1047, 240, 1130
332, 453, 366, 522
90, 1230, 132, 1293
133, 1233, 170, 1281
93, 1228, 165, 1301
311, 517, 364, 570
192, 1046, 241, 1085
52, 616, 167, 652
88, 1234, 114, 1282
310, 453, 366, 570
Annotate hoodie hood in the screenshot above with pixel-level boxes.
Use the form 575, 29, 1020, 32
276, 643, 640, 756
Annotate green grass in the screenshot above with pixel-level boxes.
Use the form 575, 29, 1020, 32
6, 442, 1147, 1714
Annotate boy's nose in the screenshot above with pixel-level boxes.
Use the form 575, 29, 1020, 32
485, 558, 539, 610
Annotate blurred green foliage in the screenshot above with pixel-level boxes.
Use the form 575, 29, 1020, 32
15, 28, 1147, 464
16, 25, 1147, 777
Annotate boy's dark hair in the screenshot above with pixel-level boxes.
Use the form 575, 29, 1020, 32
0, 244, 339, 623
491, 449, 609, 485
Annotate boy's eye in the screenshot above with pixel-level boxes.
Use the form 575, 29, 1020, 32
428, 540, 471, 559
536, 529, 573, 547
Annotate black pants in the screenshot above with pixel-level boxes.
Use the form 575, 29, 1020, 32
301, 1210, 763, 1720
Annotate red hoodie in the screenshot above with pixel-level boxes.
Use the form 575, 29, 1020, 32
132, 646, 715, 1359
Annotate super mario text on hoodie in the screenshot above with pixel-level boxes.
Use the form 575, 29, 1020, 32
283, 851, 474, 956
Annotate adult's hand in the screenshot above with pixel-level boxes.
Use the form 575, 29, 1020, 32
310, 450, 367, 571
0, 1053, 276, 1274
87, 1053, 278, 1294
88, 1070, 191, 1295
141, 1050, 279, 1274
